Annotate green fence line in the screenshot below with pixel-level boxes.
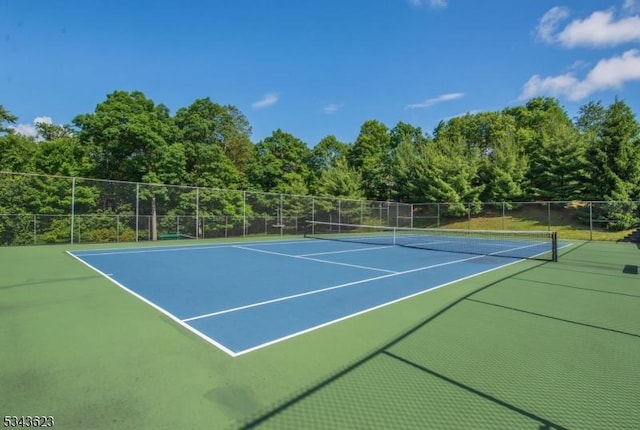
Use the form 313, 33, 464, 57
0, 171, 637, 245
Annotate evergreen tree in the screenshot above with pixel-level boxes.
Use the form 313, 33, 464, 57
348, 120, 393, 200
315, 156, 363, 199
587, 98, 640, 200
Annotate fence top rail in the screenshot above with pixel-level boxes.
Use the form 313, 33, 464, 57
0, 171, 407, 205
412, 200, 639, 205
4, 171, 639, 207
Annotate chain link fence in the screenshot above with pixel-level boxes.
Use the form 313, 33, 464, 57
1, 172, 638, 245
411, 201, 639, 240
0, 172, 412, 245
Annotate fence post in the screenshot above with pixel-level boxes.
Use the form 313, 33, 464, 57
396, 202, 399, 228
502, 202, 506, 230
411, 203, 414, 228
195, 187, 200, 239
135, 183, 140, 242
547, 202, 551, 231
311, 198, 315, 235
243, 191, 247, 238
70, 177, 76, 244
33, 214, 37, 245
589, 201, 593, 241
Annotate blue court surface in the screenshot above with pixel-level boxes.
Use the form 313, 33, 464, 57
68, 238, 548, 356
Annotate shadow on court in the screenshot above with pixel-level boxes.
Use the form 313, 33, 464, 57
0, 274, 103, 290
236, 241, 640, 429
237, 259, 565, 428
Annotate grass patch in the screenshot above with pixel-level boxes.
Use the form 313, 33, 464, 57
430, 204, 633, 241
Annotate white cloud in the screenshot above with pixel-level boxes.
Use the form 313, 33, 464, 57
519, 49, 640, 101
535, 6, 570, 43
323, 104, 342, 114
445, 110, 480, 121
623, 0, 640, 13
251, 93, 279, 109
520, 73, 580, 101
537, 6, 640, 47
9, 116, 53, 138
558, 10, 640, 47
408, 0, 447, 9
34, 116, 53, 125
406, 92, 464, 109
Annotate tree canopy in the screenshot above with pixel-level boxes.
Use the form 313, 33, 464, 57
2, 94, 640, 209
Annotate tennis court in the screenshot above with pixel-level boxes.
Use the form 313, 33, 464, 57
68, 223, 560, 356
2, 227, 639, 429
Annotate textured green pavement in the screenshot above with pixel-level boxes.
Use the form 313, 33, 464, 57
1, 241, 639, 429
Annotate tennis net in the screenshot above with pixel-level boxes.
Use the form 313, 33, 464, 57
305, 221, 558, 262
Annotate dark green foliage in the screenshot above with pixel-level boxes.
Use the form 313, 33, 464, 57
308, 135, 351, 194
315, 157, 363, 199
174, 97, 251, 187
348, 120, 393, 201
0, 104, 18, 133
248, 129, 312, 195
73, 90, 185, 185
582, 98, 640, 229
2, 92, 640, 243
392, 134, 483, 208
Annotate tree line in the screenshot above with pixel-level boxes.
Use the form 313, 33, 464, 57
1, 91, 640, 225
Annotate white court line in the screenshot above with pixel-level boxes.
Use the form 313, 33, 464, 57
405, 240, 452, 247
188, 241, 553, 324
232, 242, 571, 356
233, 245, 398, 274
299, 245, 394, 257
182, 253, 486, 322
233, 255, 527, 356
65, 251, 237, 357
68, 238, 569, 357
71, 239, 320, 257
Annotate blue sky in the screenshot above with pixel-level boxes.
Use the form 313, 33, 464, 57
1, 0, 640, 145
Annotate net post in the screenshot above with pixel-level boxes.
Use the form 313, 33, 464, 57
552, 231, 558, 262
